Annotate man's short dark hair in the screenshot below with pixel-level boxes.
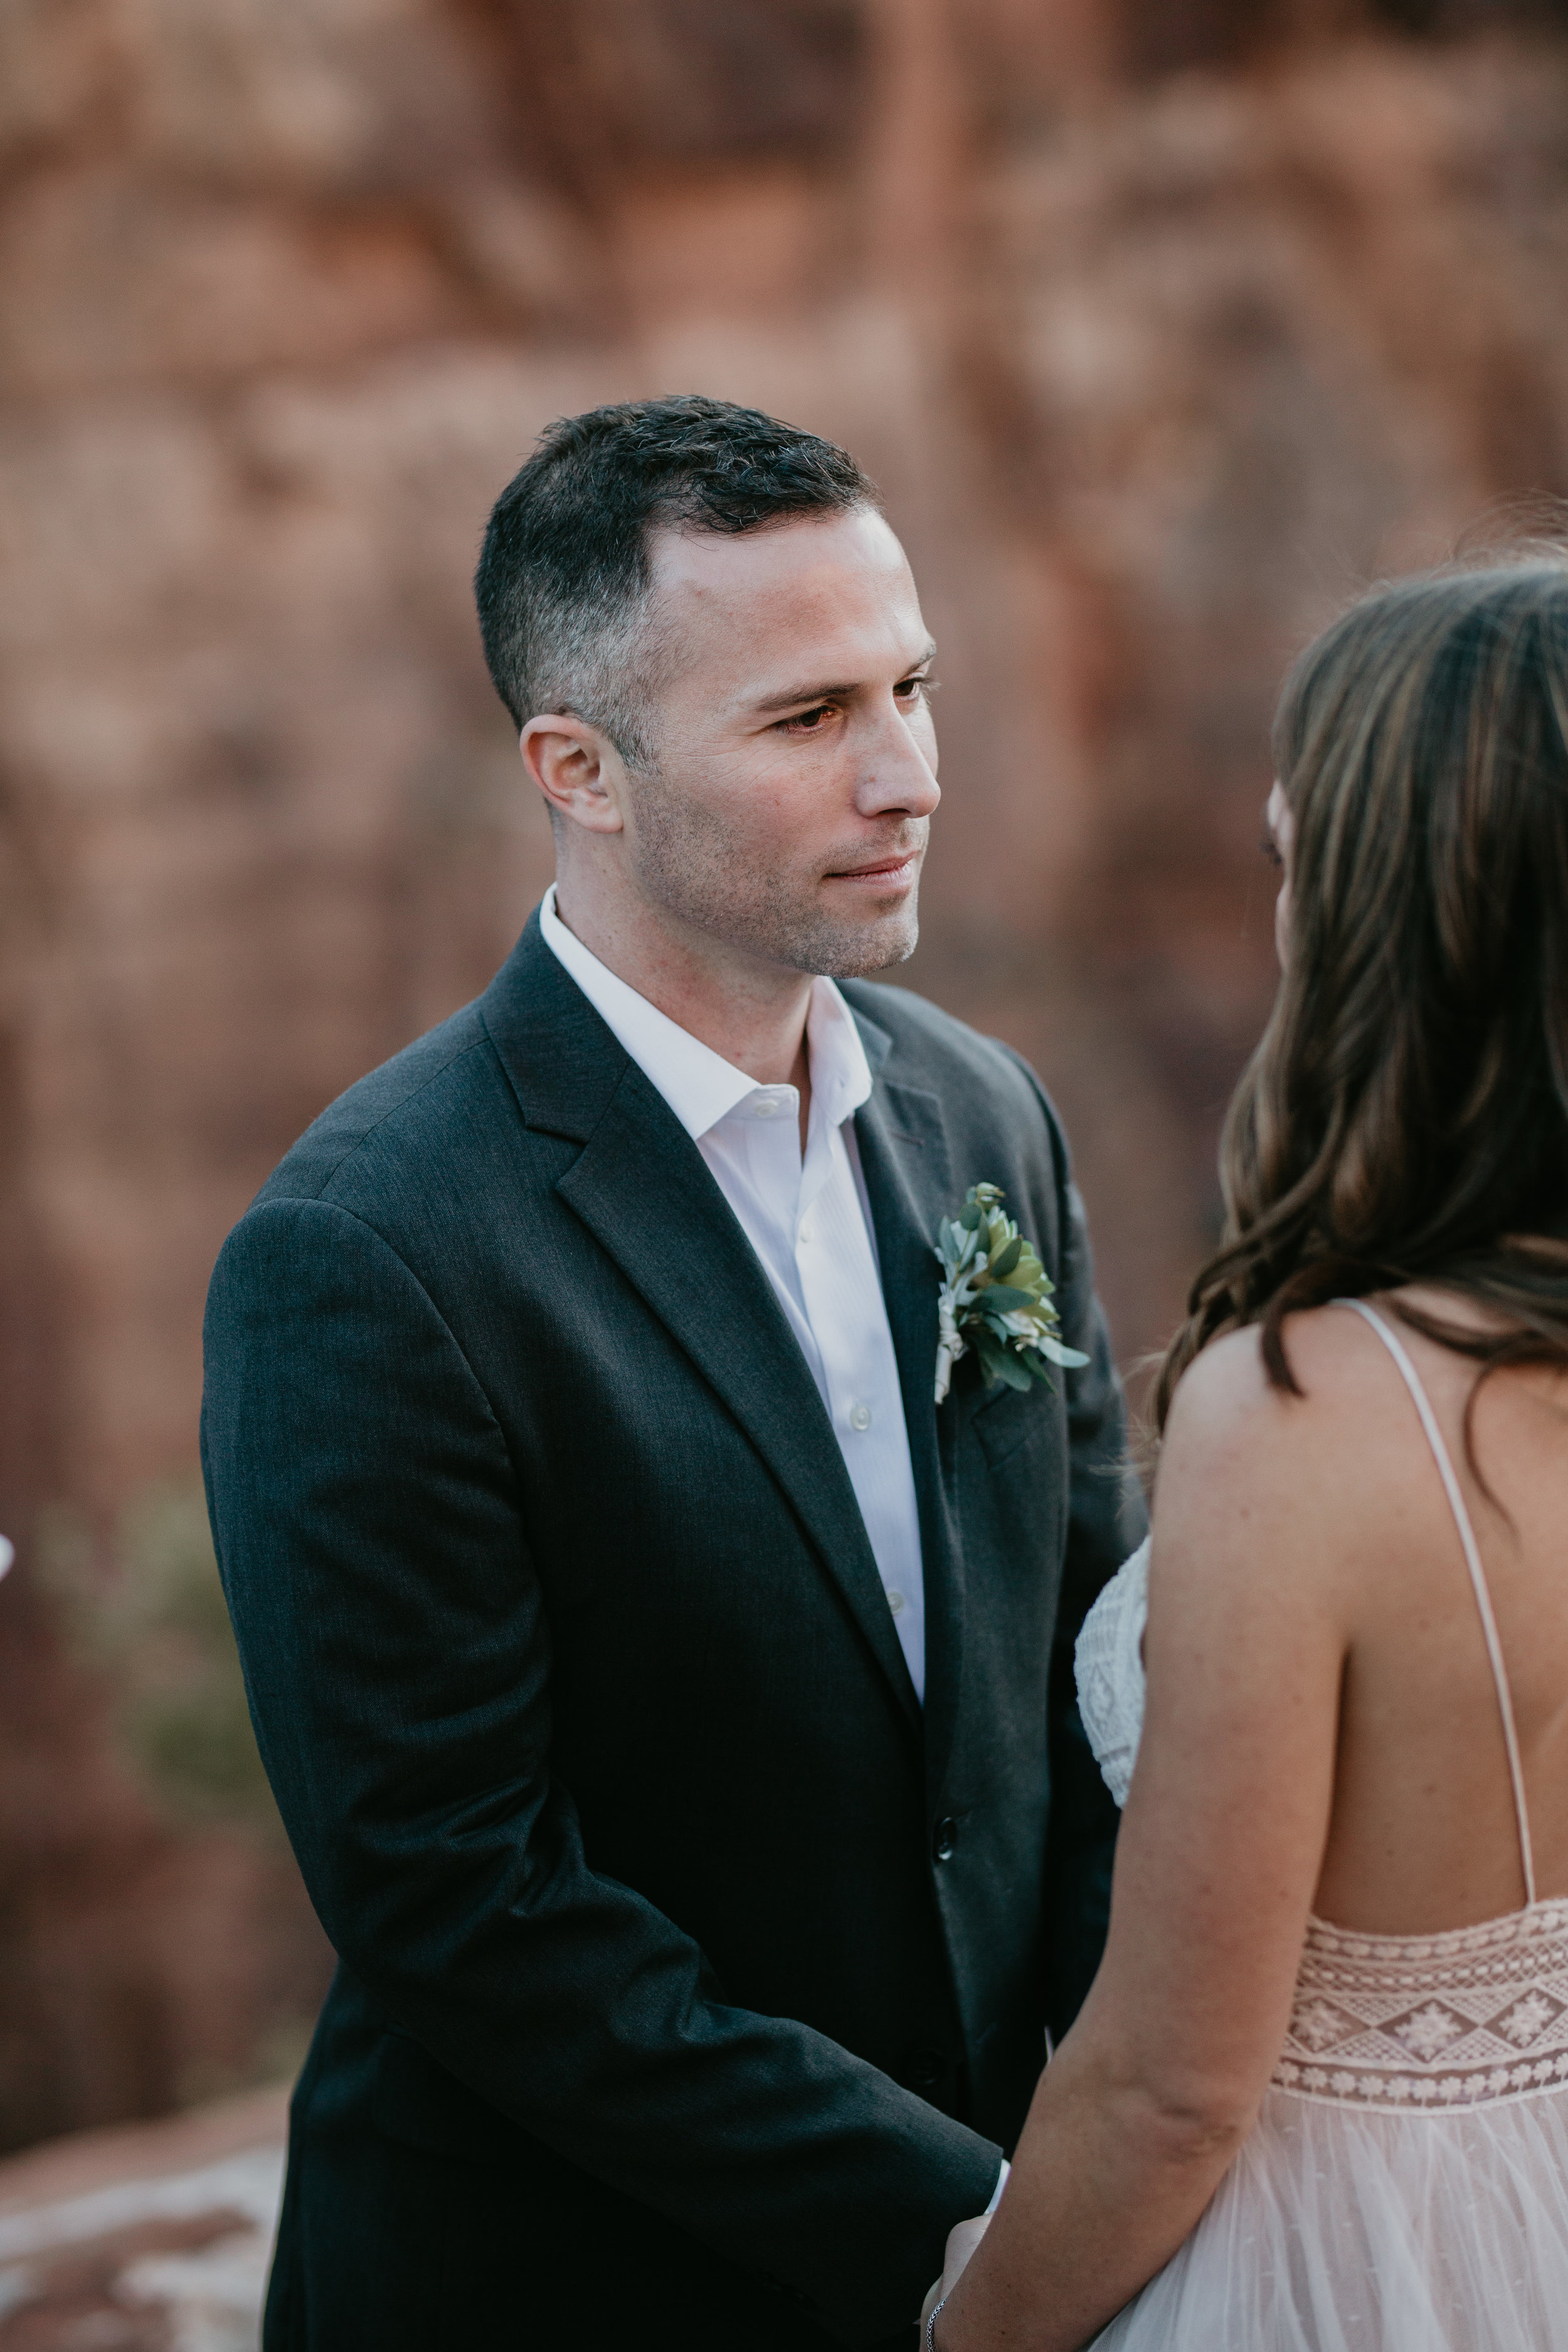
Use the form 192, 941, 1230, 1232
474, 395, 879, 768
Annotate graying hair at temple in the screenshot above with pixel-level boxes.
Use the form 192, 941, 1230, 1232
472, 393, 879, 774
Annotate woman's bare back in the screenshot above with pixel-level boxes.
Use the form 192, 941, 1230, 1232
1287, 1290, 1568, 1934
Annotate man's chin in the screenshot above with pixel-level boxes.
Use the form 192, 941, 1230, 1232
806, 907, 920, 980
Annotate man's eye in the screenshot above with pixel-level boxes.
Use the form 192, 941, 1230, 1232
783, 705, 834, 731
896, 674, 935, 700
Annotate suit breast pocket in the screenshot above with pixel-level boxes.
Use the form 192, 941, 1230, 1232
972, 1382, 1048, 1469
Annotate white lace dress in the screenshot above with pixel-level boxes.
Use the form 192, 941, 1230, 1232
1073, 1301, 1568, 2349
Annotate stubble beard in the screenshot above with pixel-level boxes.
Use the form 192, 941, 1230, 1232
627, 776, 925, 980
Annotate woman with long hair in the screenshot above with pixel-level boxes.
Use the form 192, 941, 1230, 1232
924, 556, 1568, 2348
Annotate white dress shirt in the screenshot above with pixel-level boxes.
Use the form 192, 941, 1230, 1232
541, 885, 928, 1696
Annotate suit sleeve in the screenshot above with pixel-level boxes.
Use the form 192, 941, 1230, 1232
1003, 1053, 1150, 2037
201, 1194, 1000, 2346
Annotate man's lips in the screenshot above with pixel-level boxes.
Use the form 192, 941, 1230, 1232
825, 852, 921, 884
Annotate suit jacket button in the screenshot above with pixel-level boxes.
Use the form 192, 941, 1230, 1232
933, 1817, 958, 1862
906, 2049, 946, 2090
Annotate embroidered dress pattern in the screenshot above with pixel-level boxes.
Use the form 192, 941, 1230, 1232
1073, 1536, 1148, 1810
1272, 1900, 1568, 2112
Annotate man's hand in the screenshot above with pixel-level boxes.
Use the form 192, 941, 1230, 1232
919, 2215, 990, 2341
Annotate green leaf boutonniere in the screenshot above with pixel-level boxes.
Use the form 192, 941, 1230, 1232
933, 1182, 1089, 1404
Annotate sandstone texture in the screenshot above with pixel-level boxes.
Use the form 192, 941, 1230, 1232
5, 0, 1568, 2146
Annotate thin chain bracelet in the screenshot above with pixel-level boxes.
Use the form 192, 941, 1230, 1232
924, 2290, 951, 2351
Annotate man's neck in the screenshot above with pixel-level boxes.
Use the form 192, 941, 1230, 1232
552, 876, 815, 1115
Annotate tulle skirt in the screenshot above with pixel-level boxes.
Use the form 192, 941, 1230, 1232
1090, 2081, 1568, 2349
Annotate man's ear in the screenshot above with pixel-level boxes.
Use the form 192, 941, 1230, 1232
521, 712, 627, 836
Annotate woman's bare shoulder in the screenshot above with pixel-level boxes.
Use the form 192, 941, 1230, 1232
1165, 1306, 1391, 1441
1160, 1306, 1422, 1538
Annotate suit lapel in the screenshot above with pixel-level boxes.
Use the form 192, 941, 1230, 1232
850, 1010, 967, 1795
480, 919, 921, 1729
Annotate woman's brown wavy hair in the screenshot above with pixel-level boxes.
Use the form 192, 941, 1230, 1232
1157, 554, 1568, 1434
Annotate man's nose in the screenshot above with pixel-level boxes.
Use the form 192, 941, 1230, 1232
855, 699, 940, 818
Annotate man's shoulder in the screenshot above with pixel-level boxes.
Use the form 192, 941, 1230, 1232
839, 977, 1053, 1122
252, 998, 502, 1214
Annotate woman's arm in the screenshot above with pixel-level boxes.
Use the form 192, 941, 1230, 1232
934, 1326, 1355, 2349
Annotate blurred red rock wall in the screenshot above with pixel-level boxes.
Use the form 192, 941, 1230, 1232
5, 0, 1568, 2144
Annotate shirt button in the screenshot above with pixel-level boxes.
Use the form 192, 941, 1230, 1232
849, 1402, 871, 1431
886, 1588, 906, 1616
753, 1096, 781, 1118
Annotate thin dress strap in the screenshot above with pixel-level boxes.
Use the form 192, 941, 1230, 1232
1338, 1298, 1537, 1907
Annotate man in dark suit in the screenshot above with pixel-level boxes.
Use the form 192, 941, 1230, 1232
202, 396, 1143, 2349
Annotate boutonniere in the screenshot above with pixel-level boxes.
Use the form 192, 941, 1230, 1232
933, 1182, 1089, 1404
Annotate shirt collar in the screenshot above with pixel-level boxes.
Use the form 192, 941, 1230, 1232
801, 963, 874, 1136
538, 884, 872, 1143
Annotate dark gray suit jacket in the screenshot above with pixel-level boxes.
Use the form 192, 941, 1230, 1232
201, 914, 1143, 2348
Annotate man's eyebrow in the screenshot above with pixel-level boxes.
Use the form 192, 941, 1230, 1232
751, 640, 938, 716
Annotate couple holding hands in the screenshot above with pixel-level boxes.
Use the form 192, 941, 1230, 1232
204, 396, 1568, 2348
